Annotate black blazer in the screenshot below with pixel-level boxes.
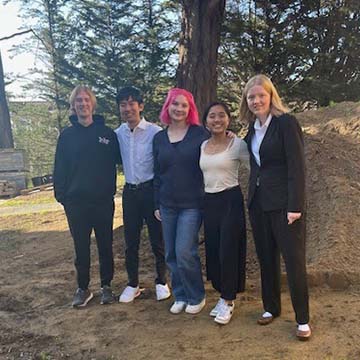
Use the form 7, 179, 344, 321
244, 113, 305, 212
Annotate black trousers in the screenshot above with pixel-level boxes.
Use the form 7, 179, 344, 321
204, 186, 247, 300
64, 199, 115, 290
122, 184, 166, 287
248, 189, 309, 324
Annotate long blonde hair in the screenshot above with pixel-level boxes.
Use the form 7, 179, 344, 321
239, 74, 289, 123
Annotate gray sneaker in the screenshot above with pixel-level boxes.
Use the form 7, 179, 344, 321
100, 285, 115, 305
72, 288, 93, 308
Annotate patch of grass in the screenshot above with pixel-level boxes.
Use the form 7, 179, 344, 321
0, 192, 56, 208
116, 171, 125, 192
0, 172, 125, 208
38, 352, 51, 360
37, 210, 56, 216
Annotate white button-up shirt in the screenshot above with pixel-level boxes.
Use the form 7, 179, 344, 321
115, 118, 162, 184
251, 114, 272, 166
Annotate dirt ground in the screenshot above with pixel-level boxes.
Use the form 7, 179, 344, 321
1, 101, 360, 359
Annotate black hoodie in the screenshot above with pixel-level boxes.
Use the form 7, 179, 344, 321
53, 114, 121, 205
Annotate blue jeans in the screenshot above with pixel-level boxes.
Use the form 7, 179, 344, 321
160, 206, 205, 305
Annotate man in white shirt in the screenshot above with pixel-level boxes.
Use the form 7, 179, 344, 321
115, 86, 170, 303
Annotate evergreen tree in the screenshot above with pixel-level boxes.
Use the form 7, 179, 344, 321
219, 0, 360, 108
7, 0, 75, 130
68, 0, 178, 125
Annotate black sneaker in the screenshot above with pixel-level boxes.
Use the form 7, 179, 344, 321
72, 288, 93, 308
100, 285, 115, 305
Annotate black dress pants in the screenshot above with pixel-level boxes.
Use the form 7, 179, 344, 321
248, 189, 309, 324
204, 186, 247, 300
65, 199, 115, 290
122, 184, 166, 287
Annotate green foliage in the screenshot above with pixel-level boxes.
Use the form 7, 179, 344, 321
8, 0, 179, 128
10, 101, 58, 177
66, 0, 179, 125
11, 0, 76, 130
219, 0, 360, 110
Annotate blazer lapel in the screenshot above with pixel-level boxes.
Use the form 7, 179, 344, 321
246, 123, 256, 162
259, 115, 277, 161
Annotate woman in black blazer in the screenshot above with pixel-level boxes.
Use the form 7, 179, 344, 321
240, 74, 311, 340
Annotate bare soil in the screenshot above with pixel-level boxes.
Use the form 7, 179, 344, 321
1, 101, 360, 359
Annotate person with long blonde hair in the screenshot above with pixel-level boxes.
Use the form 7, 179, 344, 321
241, 75, 311, 340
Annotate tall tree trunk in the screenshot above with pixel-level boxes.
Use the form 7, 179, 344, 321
0, 51, 14, 148
44, 0, 64, 131
177, 0, 226, 116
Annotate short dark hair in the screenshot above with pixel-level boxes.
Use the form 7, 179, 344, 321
116, 86, 143, 106
202, 101, 231, 126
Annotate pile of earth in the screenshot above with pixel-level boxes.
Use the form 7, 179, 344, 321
290, 101, 360, 288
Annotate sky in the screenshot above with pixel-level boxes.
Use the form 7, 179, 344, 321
0, 1, 39, 100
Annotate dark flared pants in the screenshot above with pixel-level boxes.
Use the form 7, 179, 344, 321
248, 190, 309, 324
122, 185, 166, 287
204, 186, 247, 301
65, 199, 115, 290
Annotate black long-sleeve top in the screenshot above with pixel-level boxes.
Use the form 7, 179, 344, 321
53, 114, 121, 205
153, 125, 210, 210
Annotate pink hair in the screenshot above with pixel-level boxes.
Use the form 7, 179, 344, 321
159, 88, 200, 126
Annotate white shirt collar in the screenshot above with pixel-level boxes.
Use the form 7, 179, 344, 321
125, 117, 147, 132
254, 114, 272, 130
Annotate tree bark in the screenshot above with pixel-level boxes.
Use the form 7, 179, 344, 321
0, 51, 14, 149
177, 0, 226, 116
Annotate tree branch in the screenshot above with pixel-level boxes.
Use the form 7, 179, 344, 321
0, 29, 33, 42
0, 29, 49, 54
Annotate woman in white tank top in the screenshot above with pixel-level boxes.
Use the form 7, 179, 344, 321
199, 102, 249, 325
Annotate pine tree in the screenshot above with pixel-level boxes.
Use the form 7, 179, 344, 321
67, 0, 178, 124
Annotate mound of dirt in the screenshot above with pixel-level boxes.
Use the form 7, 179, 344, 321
297, 101, 360, 288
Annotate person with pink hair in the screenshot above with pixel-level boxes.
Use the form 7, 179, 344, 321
153, 88, 209, 315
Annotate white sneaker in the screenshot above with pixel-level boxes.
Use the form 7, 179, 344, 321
119, 285, 141, 303
185, 298, 206, 314
214, 301, 234, 325
156, 283, 171, 301
210, 298, 226, 317
170, 301, 187, 314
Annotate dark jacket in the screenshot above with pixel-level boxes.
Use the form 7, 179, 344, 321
153, 125, 210, 209
53, 114, 121, 205
244, 113, 305, 212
